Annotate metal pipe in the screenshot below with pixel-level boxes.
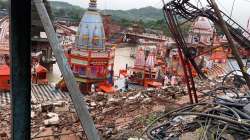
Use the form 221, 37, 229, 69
186, 61, 198, 103
163, 8, 194, 104
33, 0, 100, 139
11, 0, 31, 139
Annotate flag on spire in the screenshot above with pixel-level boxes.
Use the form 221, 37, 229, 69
88, 0, 97, 11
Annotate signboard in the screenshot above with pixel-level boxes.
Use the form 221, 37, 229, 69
91, 52, 109, 58
90, 61, 108, 65
71, 50, 88, 57
71, 58, 88, 65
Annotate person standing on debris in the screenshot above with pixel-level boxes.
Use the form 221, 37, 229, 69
171, 75, 177, 86
124, 77, 129, 91
164, 75, 170, 86
91, 83, 95, 93
206, 59, 213, 69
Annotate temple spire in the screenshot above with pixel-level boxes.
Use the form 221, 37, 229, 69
88, 0, 97, 11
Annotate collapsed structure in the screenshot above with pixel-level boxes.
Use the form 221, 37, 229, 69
1, 0, 250, 139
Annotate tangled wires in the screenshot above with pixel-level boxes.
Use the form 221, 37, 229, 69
142, 70, 250, 140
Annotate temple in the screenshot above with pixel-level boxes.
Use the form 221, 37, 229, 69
244, 17, 250, 40
66, 0, 116, 92
188, 16, 214, 46
128, 46, 165, 88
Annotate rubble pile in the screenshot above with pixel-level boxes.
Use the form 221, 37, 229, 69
0, 106, 11, 140
1, 70, 249, 139
86, 86, 187, 139
0, 84, 190, 140
146, 100, 250, 139
145, 71, 250, 140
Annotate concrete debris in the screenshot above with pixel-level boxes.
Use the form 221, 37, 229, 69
2, 75, 247, 139
31, 111, 36, 119
41, 103, 55, 112
128, 138, 144, 140
146, 76, 250, 139
44, 113, 60, 126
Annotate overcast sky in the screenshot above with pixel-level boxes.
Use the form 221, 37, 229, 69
50, 0, 250, 27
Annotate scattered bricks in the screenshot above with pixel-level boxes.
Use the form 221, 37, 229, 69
31, 111, 36, 119
1, 76, 230, 140
60, 128, 79, 140
152, 105, 165, 112
53, 101, 67, 107
44, 113, 60, 126
0, 132, 8, 139
35, 128, 54, 140
55, 104, 69, 112
71, 113, 79, 123
41, 103, 55, 112
90, 102, 97, 107
32, 104, 42, 112
128, 138, 144, 140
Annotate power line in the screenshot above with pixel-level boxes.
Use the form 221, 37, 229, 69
229, 0, 236, 18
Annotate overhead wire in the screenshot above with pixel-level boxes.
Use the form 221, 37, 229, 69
229, 0, 236, 18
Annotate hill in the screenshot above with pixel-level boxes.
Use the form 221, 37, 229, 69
49, 1, 86, 20
49, 1, 163, 22
103, 6, 163, 22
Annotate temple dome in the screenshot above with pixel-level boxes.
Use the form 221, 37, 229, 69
75, 0, 105, 49
243, 17, 250, 40
193, 17, 213, 31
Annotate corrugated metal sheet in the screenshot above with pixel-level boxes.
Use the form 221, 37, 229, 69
0, 84, 69, 106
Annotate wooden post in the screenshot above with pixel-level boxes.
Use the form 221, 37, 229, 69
33, 0, 100, 139
210, 0, 250, 89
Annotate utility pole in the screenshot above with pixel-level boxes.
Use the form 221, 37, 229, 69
210, 0, 250, 89
33, 0, 100, 139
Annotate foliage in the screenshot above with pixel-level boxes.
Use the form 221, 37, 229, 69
49, 1, 85, 21
104, 6, 163, 22
0, 0, 8, 10
143, 19, 171, 35
49, 1, 163, 22
48, 1, 172, 35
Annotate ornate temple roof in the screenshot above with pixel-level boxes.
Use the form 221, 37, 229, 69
192, 17, 213, 35
75, 0, 105, 49
146, 51, 156, 68
134, 48, 145, 67
193, 17, 213, 30
243, 17, 250, 40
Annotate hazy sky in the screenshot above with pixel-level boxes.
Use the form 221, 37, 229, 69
50, 0, 250, 27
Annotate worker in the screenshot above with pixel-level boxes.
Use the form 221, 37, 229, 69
91, 84, 95, 93
164, 75, 170, 86
124, 77, 129, 91
171, 75, 177, 86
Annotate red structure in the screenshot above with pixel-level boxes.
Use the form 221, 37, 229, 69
0, 65, 10, 91
32, 64, 49, 84
65, 0, 116, 93
66, 44, 116, 92
129, 47, 163, 87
